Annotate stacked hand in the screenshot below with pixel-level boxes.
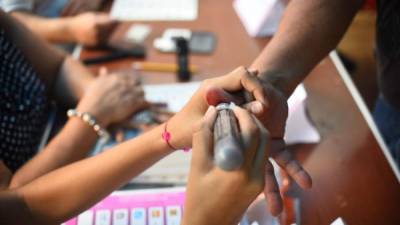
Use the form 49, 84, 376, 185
169, 66, 312, 216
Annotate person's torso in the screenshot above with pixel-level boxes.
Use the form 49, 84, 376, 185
0, 28, 49, 172
376, 0, 400, 110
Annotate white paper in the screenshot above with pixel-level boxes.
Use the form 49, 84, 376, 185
125, 24, 152, 44
144, 82, 200, 113
285, 85, 320, 144
110, 0, 198, 21
246, 195, 279, 225
133, 150, 192, 184
331, 218, 346, 225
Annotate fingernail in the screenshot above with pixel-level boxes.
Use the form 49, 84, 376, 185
205, 105, 216, 116
229, 102, 237, 109
248, 68, 259, 75
282, 178, 290, 187
251, 101, 264, 114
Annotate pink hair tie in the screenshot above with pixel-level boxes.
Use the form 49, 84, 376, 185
162, 122, 190, 152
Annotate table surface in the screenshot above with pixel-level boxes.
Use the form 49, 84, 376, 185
79, 0, 400, 224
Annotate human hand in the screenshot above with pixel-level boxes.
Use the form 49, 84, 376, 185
168, 66, 311, 216
168, 67, 264, 150
61, 0, 105, 16
224, 67, 312, 215
76, 68, 148, 127
68, 12, 118, 47
182, 105, 268, 225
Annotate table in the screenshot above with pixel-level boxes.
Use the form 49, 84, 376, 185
79, 0, 400, 224
298, 52, 400, 225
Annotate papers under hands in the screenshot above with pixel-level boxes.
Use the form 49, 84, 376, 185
285, 84, 321, 145
143, 82, 201, 113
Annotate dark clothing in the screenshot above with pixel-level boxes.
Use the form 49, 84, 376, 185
373, 96, 400, 166
0, 28, 49, 172
374, 0, 400, 166
376, 0, 400, 110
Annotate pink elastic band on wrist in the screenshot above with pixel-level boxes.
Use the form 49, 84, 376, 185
162, 122, 190, 152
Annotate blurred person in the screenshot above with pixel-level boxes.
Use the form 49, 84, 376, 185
0, 9, 146, 187
0, 0, 117, 47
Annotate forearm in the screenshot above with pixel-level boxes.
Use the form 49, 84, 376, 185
11, 125, 172, 224
54, 56, 96, 107
11, 11, 76, 44
10, 119, 98, 188
251, 0, 363, 97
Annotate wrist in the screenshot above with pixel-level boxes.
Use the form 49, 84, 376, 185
257, 70, 295, 99
67, 117, 99, 138
163, 114, 191, 152
74, 105, 110, 127
145, 123, 182, 154
67, 109, 110, 139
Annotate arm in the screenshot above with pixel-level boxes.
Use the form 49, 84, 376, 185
0, 67, 291, 224
54, 56, 96, 107
0, 9, 94, 105
10, 69, 147, 188
251, 0, 364, 97
11, 11, 117, 46
11, 12, 76, 44
1, 124, 172, 225
234, 0, 363, 215
1, 10, 147, 187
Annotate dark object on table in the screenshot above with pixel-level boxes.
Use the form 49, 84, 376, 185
190, 31, 216, 54
82, 46, 146, 65
175, 37, 191, 81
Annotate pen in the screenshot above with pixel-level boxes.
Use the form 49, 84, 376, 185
82, 47, 146, 65
213, 88, 255, 171
132, 62, 199, 74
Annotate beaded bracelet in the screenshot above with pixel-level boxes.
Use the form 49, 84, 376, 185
67, 109, 110, 139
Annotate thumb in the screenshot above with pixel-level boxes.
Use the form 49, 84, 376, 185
192, 106, 217, 172
243, 101, 265, 116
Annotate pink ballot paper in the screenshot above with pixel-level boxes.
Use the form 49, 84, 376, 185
63, 187, 185, 225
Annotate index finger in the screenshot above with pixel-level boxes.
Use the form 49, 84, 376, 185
231, 105, 260, 170
273, 149, 312, 189
213, 67, 267, 106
